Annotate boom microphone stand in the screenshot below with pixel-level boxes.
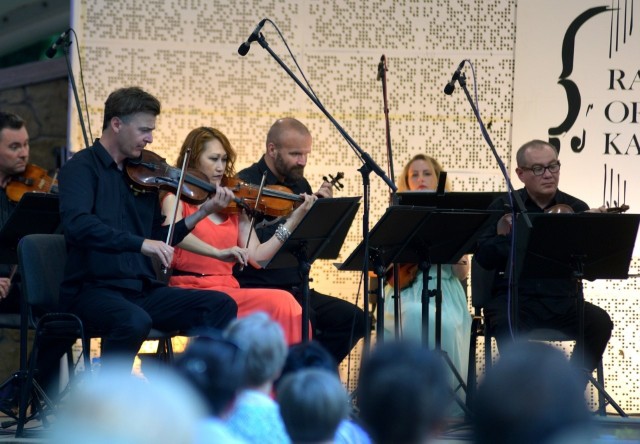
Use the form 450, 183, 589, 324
239, 20, 397, 350
445, 61, 530, 336
46, 29, 91, 149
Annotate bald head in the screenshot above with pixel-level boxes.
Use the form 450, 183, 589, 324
266, 117, 311, 150
264, 118, 312, 181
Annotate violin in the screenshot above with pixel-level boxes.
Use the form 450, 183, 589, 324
6, 164, 58, 203
125, 150, 304, 217
544, 203, 630, 214
222, 177, 304, 217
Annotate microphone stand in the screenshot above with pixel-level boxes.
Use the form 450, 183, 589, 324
61, 35, 91, 149
254, 33, 397, 351
377, 54, 400, 340
453, 70, 530, 336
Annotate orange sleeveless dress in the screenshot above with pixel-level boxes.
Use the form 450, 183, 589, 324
168, 203, 303, 344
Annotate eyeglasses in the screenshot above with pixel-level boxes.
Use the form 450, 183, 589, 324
520, 162, 561, 176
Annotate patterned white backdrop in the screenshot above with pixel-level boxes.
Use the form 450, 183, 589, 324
66, 0, 639, 411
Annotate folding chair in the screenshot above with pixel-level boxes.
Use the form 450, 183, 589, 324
466, 256, 606, 416
15, 234, 178, 437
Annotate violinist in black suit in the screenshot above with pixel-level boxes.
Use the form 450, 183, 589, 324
0, 111, 29, 312
475, 139, 612, 378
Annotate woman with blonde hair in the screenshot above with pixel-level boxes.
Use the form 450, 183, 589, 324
385, 153, 471, 415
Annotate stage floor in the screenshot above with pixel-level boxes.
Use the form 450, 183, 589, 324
2, 413, 640, 443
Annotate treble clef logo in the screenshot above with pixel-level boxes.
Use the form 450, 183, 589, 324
548, 6, 610, 154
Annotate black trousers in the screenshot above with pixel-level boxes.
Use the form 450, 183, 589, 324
483, 294, 613, 373
290, 287, 366, 364
36, 284, 236, 391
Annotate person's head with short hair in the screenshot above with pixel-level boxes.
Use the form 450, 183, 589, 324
264, 117, 312, 182
102, 86, 161, 131
100, 87, 161, 164
398, 153, 450, 192
357, 342, 451, 444
0, 111, 29, 186
277, 368, 349, 444
474, 341, 593, 444
514, 139, 561, 206
174, 331, 246, 418
275, 340, 338, 392
224, 311, 287, 389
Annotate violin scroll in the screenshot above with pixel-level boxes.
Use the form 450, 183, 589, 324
322, 172, 344, 191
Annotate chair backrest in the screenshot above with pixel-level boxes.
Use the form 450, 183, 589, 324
470, 256, 497, 309
17, 234, 67, 313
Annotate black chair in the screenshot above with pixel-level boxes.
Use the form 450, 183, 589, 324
466, 256, 606, 416
0, 290, 25, 422
15, 234, 178, 437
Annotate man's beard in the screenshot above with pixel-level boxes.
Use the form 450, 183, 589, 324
275, 154, 304, 181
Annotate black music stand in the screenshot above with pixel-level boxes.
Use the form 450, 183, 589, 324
260, 197, 360, 341
514, 212, 640, 416
339, 205, 491, 415
0, 193, 60, 264
393, 190, 504, 211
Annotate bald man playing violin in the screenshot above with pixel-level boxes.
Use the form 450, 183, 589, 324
475, 139, 613, 381
0, 111, 29, 310
235, 117, 366, 364
40, 87, 237, 386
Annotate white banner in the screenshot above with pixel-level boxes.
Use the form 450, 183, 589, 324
513, 0, 640, 255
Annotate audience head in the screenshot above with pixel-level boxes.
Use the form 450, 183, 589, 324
51, 359, 206, 444
176, 126, 236, 179
474, 341, 593, 444
174, 330, 246, 417
277, 368, 349, 444
275, 340, 338, 390
398, 153, 450, 192
357, 341, 451, 444
224, 311, 287, 388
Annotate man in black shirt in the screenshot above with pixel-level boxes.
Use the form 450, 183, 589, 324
51, 87, 237, 375
0, 111, 30, 313
235, 117, 365, 364
475, 139, 612, 375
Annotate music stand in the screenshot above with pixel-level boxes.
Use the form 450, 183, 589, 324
514, 212, 640, 416
339, 206, 491, 414
259, 197, 360, 340
393, 190, 504, 211
0, 193, 60, 264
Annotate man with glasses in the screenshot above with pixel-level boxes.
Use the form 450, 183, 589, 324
474, 139, 612, 380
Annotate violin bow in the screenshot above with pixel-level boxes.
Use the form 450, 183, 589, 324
162, 148, 192, 277
239, 171, 268, 271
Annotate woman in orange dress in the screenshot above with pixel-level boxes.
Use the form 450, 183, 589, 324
161, 127, 316, 344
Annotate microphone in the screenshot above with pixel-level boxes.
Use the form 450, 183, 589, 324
45, 29, 71, 58
443, 60, 466, 95
237, 19, 267, 56
376, 55, 386, 81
